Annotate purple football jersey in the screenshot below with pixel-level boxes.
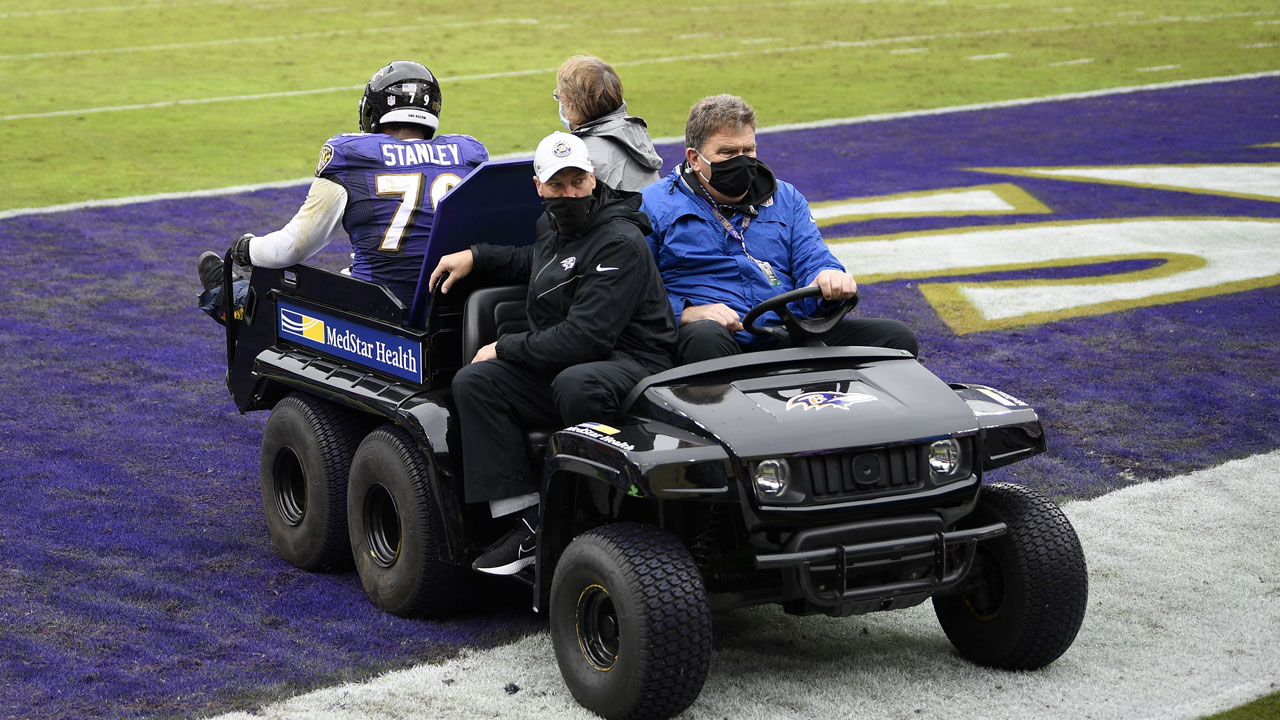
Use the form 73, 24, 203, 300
316, 132, 488, 303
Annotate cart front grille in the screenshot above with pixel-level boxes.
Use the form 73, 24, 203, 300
800, 445, 923, 499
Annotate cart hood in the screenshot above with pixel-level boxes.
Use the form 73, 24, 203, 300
643, 357, 979, 458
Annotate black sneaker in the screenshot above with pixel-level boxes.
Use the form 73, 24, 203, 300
473, 515, 537, 575
197, 251, 242, 292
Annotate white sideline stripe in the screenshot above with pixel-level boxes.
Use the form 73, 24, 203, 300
5, 70, 1280, 221
3, 9, 1276, 113
727, 70, 1280, 137
209, 450, 1280, 720
0, 149, 530, 221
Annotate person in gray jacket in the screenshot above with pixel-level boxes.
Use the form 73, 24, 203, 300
554, 54, 663, 193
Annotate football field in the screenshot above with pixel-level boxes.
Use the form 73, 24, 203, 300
1, 0, 1278, 212
1, 1, 1278, 719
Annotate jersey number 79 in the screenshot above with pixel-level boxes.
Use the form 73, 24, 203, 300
375, 172, 462, 252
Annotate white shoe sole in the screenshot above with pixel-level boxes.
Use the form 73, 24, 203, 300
473, 555, 535, 576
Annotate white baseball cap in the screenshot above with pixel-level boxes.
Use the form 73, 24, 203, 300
533, 131, 594, 183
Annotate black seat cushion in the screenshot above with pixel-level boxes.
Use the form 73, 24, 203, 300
460, 285, 528, 364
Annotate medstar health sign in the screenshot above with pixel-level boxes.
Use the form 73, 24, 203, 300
278, 302, 422, 383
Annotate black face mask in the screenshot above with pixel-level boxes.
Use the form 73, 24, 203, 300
700, 153, 760, 198
543, 195, 594, 236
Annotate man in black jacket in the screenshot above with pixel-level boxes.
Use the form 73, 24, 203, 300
427, 132, 677, 575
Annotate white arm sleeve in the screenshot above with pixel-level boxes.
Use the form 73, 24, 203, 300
248, 177, 348, 268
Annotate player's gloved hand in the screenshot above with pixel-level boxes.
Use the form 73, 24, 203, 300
230, 233, 254, 267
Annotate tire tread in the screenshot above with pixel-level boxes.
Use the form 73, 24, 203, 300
935, 481, 1088, 670
556, 523, 712, 720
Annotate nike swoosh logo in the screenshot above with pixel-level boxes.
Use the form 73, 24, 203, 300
596, 264, 619, 272
519, 543, 535, 554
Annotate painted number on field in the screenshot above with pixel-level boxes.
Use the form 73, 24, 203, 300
829, 218, 1280, 334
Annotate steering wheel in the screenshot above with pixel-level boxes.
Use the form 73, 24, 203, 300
741, 285, 859, 345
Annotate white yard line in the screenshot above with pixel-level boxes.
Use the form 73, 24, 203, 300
2, 8, 1274, 69
8, 7, 1268, 122
0, 0, 237, 19
968, 52, 1012, 60
0, 18, 541, 61
208, 450, 1280, 720
1138, 64, 1182, 72
4, 70, 1279, 221
1050, 57, 1095, 66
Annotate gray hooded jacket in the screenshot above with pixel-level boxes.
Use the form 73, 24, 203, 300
574, 102, 664, 193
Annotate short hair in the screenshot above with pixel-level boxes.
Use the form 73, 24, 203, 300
685, 94, 756, 152
556, 55, 624, 123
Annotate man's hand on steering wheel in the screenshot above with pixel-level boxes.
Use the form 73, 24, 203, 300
742, 284, 859, 342
812, 269, 858, 300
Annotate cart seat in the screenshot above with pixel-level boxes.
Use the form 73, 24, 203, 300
460, 285, 555, 460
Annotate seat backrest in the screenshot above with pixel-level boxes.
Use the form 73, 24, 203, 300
461, 285, 529, 364
407, 159, 542, 329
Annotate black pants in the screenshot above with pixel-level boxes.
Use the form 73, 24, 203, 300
451, 356, 652, 504
678, 317, 919, 364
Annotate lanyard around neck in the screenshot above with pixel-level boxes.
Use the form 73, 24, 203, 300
695, 188, 781, 287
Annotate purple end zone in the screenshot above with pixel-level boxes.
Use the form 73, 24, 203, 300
1, 77, 1278, 717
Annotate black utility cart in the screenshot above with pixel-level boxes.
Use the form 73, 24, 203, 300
222, 160, 1088, 720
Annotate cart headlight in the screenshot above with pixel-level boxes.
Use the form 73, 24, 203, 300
753, 458, 790, 497
929, 438, 963, 480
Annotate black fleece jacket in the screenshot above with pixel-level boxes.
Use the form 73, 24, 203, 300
469, 184, 678, 375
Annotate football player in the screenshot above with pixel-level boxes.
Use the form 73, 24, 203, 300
197, 60, 488, 319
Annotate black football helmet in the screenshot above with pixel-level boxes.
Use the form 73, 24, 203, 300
358, 61, 443, 136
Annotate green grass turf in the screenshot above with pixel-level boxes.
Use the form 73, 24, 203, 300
1203, 691, 1280, 720
0, 0, 1276, 211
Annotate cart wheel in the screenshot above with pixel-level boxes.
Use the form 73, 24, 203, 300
259, 393, 369, 571
348, 424, 465, 617
934, 482, 1088, 670
551, 523, 711, 720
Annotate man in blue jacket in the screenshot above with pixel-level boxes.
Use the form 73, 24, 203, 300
641, 94, 917, 363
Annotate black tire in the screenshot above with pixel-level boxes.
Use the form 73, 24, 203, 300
347, 424, 465, 618
550, 523, 712, 720
259, 393, 369, 571
933, 482, 1088, 670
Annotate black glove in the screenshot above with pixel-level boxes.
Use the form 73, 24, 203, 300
230, 233, 254, 267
